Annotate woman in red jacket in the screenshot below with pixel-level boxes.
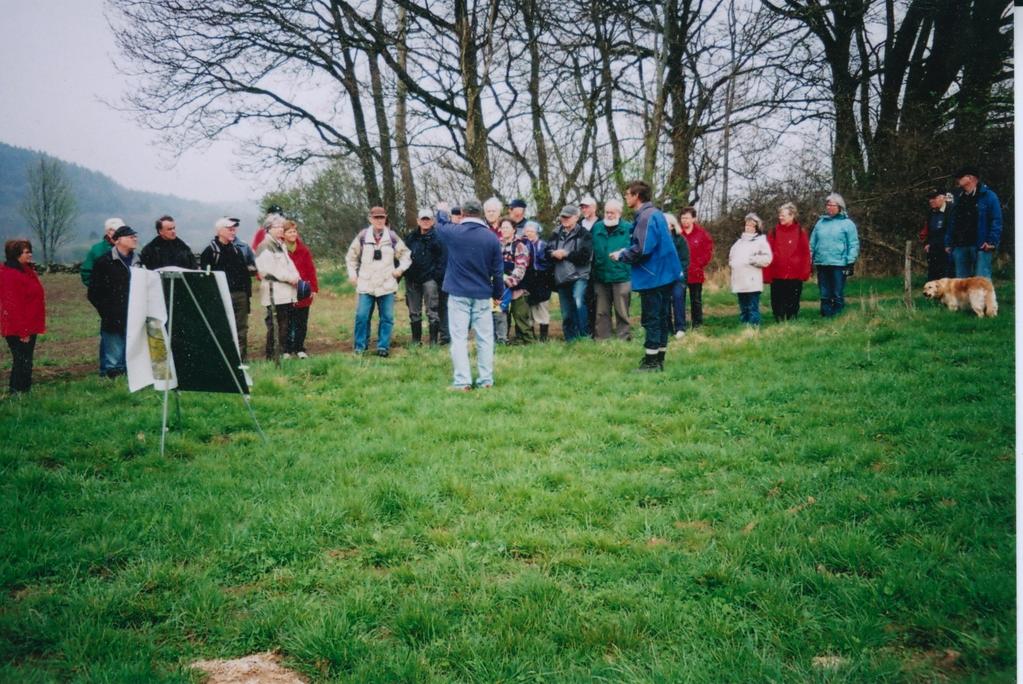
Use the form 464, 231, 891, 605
763, 202, 812, 321
283, 221, 319, 359
0, 239, 46, 394
680, 207, 714, 329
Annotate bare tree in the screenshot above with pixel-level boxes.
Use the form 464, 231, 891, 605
20, 157, 77, 265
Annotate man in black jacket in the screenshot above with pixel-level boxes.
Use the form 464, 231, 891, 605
200, 217, 255, 360
405, 209, 446, 345
87, 225, 143, 377
546, 205, 593, 341
140, 215, 197, 270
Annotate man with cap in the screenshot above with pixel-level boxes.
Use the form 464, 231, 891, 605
87, 225, 143, 377
611, 180, 680, 371
345, 206, 411, 357
579, 196, 599, 231
140, 215, 198, 270
918, 189, 952, 281
434, 198, 504, 390
81, 218, 124, 287
944, 167, 1002, 279
404, 208, 446, 345
200, 217, 254, 360
509, 199, 528, 236
547, 204, 593, 341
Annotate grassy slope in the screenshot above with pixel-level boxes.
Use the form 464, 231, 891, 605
0, 275, 1014, 682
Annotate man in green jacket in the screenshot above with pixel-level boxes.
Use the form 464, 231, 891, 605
591, 199, 634, 340
80, 218, 125, 287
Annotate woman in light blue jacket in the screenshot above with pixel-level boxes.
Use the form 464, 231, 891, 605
809, 193, 859, 317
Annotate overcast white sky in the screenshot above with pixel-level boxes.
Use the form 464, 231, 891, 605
0, 0, 257, 203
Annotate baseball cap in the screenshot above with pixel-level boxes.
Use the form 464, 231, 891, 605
417, 208, 435, 219
112, 225, 138, 239
579, 195, 597, 207
559, 205, 580, 217
369, 206, 387, 218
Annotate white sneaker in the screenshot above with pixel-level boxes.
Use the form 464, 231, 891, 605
296, 351, 309, 359
675, 330, 686, 339
282, 353, 292, 360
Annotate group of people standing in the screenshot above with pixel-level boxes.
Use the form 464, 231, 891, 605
725, 193, 860, 326
77, 211, 320, 382
0, 167, 1002, 394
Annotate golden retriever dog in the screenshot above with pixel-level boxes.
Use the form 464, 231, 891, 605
922, 277, 998, 317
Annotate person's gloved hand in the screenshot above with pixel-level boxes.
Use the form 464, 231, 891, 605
844, 263, 855, 277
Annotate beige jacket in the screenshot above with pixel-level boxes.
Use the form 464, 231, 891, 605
255, 237, 300, 306
345, 228, 412, 296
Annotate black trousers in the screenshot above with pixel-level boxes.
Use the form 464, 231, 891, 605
5, 334, 36, 393
926, 249, 951, 281
687, 283, 704, 327
288, 305, 310, 353
264, 303, 293, 359
770, 280, 803, 321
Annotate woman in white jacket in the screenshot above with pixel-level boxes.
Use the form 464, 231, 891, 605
729, 213, 773, 326
255, 218, 300, 360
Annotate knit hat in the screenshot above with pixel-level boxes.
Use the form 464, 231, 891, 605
104, 218, 126, 233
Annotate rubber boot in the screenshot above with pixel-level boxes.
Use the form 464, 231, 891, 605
539, 324, 549, 342
411, 321, 423, 346
635, 352, 660, 372
656, 350, 665, 371
428, 322, 439, 346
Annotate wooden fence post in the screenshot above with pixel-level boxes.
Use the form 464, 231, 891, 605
904, 241, 914, 309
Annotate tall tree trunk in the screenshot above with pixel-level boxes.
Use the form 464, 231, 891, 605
368, 0, 397, 220
394, 6, 417, 230
525, 0, 552, 221
455, 0, 494, 199
340, 47, 382, 208
595, 7, 624, 193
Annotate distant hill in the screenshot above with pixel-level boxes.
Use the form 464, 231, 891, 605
0, 142, 261, 261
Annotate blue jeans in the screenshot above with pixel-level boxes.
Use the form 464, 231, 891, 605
639, 284, 672, 351
737, 292, 762, 325
354, 293, 394, 352
99, 329, 126, 376
557, 279, 589, 340
670, 279, 687, 332
952, 246, 994, 279
447, 296, 494, 388
816, 266, 847, 317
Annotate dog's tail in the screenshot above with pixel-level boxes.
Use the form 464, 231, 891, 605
985, 285, 999, 317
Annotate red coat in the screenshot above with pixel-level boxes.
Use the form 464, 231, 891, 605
763, 222, 811, 283
0, 263, 46, 337
682, 224, 713, 284
287, 240, 319, 309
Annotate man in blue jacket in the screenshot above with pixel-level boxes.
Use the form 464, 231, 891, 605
435, 199, 505, 390
944, 167, 1002, 280
611, 180, 681, 371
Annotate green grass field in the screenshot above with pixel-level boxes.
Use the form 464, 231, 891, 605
0, 274, 1015, 682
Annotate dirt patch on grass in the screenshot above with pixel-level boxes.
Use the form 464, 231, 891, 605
190, 652, 306, 683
